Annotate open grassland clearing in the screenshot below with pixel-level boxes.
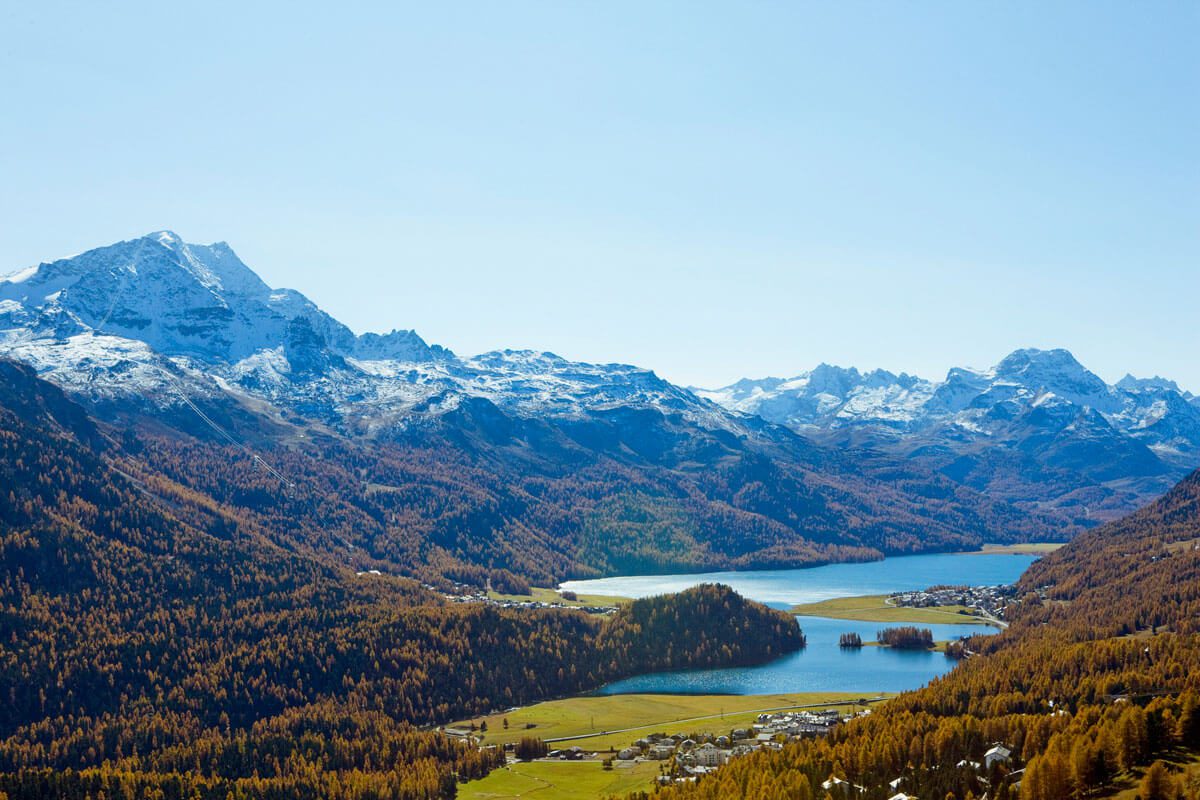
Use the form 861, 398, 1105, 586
790, 593, 989, 624
975, 542, 1065, 555
488, 586, 630, 608
458, 759, 661, 800
1100, 749, 1200, 798
451, 692, 884, 751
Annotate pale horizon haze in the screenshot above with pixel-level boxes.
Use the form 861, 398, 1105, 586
2, 2, 1197, 391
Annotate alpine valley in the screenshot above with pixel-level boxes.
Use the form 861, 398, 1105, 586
0, 231, 1095, 587
4, 232, 1200, 800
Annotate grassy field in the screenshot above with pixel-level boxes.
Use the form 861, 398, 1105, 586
790, 594, 991, 624
488, 586, 631, 608
1100, 749, 1200, 798
862, 640, 954, 653
450, 692, 885, 752
458, 759, 661, 800
1165, 538, 1200, 554
975, 542, 1065, 555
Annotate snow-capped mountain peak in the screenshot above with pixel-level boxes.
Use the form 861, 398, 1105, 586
0, 232, 454, 367
696, 363, 936, 429
989, 348, 1115, 410
704, 347, 1195, 438
703, 351, 1197, 529
1116, 373, 1189, 397
4, 232, 1196, 530
1, 232, 748, 437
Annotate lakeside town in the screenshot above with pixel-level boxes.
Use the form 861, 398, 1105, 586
449, 703, 1023, 797
621, 707, 861, 785
435, 582, 621, 614
889, 583, 1016, 623
438, 579, 1031, 796
433, 580, 1019, 622
447, 705, 877, 783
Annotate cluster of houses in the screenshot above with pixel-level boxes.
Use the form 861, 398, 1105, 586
751, 708, 846, 739
457, 706, 1017, 797
823, 743, 1015, 800
546, 745, 587, 760
608, 708, 868, 785
432, 583, 617, 614
890, 584, 1014, 621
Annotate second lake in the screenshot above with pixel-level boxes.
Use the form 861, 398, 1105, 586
561, 551, 1039, 696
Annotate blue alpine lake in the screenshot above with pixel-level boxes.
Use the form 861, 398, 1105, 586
560, 551, 1037, 607
561, 551, 1039, 696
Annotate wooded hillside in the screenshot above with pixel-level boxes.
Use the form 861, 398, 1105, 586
0, 361, 802, 800
648, 469, 1200, 799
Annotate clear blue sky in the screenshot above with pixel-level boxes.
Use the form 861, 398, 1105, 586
2, 2, 1197, 390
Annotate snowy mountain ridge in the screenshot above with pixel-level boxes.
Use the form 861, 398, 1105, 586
697, 349, 1199, 464
698, 351, 1200, 523
0, 231, 446, 365
3, 231, 1195, 526
0, 232, 740, 434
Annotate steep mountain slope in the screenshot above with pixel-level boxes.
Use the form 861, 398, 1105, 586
0, 362, 806, 799
0, 234, 1071, 580
699, 350, 1200, 524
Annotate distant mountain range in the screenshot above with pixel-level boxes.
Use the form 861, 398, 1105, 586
696, 350, 1200, 524
0, 232, 1191, 581
0, 231, 738, 433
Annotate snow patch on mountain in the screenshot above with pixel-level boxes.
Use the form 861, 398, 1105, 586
696, 364, 935, 430
0, 232, 750, 438
701, 348, 1200, 477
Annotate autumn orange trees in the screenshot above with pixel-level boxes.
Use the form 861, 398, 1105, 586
876, 626, 934, 649
648, 469, 1200, 800
0, 363, 804, 800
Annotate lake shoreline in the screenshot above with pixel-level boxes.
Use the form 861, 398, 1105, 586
559, 550, 1043, 607
563, 552, 1036, 697
556, 542, 1063, 593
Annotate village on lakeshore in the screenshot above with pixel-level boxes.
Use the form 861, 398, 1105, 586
447, 702, 1021, 797
444, 577, 1031, 797
446, 705, 875, 784
889, 584, 1016, 623
614, 707, 851, 777
433, 579, 1018, 624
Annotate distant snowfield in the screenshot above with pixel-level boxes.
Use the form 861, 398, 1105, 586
696, 350, 1200, 475
1, 264, 40, 283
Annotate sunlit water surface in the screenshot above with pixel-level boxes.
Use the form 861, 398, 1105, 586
561, 552, 1037, 695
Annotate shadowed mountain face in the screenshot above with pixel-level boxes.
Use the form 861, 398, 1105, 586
698, 350, 1200, 524
0, 233, 1077, 583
